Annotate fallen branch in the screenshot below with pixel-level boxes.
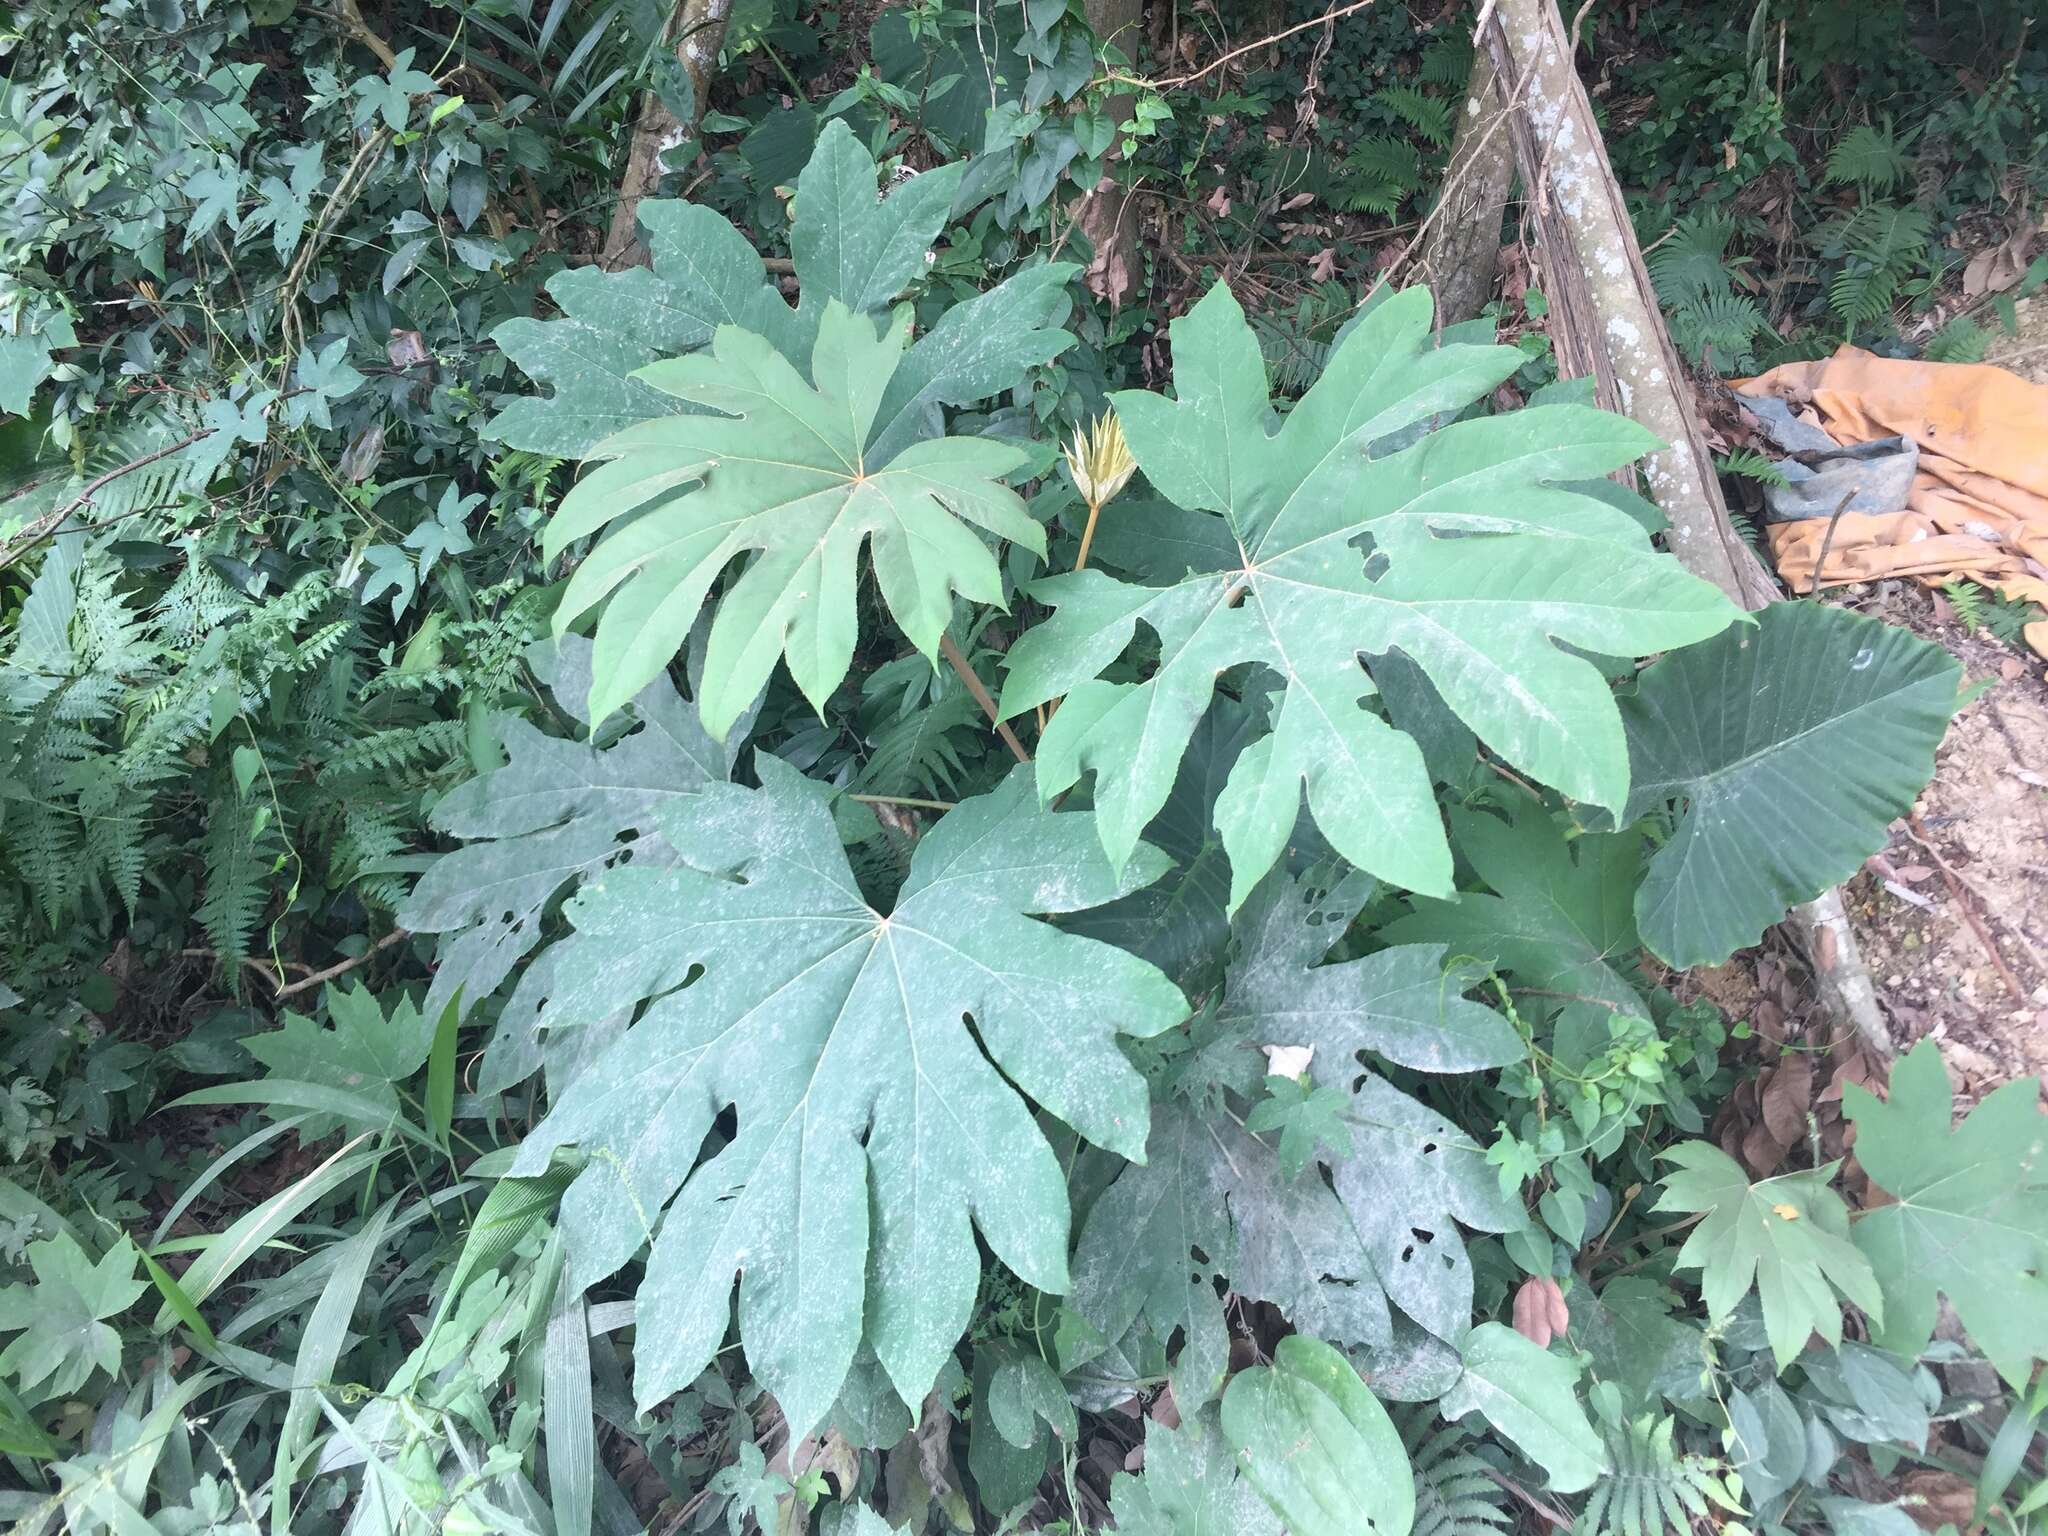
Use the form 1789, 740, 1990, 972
1099, 0, 1380, 92
273, 929, 413, 1002
0, 429, 217, 570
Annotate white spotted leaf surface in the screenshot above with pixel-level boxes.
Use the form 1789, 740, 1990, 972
1064, 873, 1524, 1408
507, 758, 1187, 1438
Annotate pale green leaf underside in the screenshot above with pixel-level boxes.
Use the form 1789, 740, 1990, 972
998, 282, 1739, 908
508, 761, 1187, 1439
545, 301, 1044, 732
1622, 600, 1959, 968
1655, 1141, 1881, 1372
1221, 1335, 1415, 1536
1110, 1416, 1282, 1536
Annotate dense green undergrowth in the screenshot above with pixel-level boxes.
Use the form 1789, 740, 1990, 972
1, 0, 2045, 1532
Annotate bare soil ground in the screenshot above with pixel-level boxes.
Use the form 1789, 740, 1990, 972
1827, 582, 2048, 1100
1986, 293, 2048, 387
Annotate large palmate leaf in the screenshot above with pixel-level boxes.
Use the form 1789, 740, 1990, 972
488, 120, 1076, 460
546, 301, 1046, 730
997, 282, 1739, 908
1064, 695, 1256, 996
1384, 798, 1648, 1019
507, 760, 1187, 1437
1064, 872, 1524, 1405
1620, 601, 1959, 968
1843, 1042, 2048, 1387
396, 637, 734, 1039
1654, 1142, 1881, 1372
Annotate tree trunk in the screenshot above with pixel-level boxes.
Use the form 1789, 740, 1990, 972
1480, 0, 1775, 610
1482, 0, 1891, 1056
600, 0, 733, 270
1417, 47, 1513, 328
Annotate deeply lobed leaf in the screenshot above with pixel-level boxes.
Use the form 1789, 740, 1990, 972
998, 282, 1739, 908
545, 302, 1044, 730
509, 761, 1187, 1437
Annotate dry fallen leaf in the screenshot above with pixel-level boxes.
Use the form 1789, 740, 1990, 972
1962, 218, 2038, 298
1309, 246, 1337, 283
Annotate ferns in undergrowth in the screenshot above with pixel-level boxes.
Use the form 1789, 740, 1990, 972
1942, 579, 2041, 647
1824, 121, 1911, 195
1816, 203, 1931, 333
1576, 1413, 1741, 1536
1922, 316, 1989, 363
0, 534, 477, 966
1252, 282, 1359, 396
1418, 30, 1474, 90
1715, 447, 1789, 489
1647, 213, 1742, 306
196, 785, 278, 973
1396, 1408, 1510, 1536
1372, 84, 1453, 149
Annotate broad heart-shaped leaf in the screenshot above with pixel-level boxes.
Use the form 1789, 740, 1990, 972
1843, 1041, 2048, 1387
998, 282, 1740, 908
1221, 1336, 1415, 1536
488, 119, 1077, 460
507, 759, 1187, 1438
396, 636, 733, 1048
1065, 874, 1523, 1407
1653, 1141, 1881, 1372
1437, 1323, 1607, 1493
1383, 797, 1649, 1019
546, 302, 1045, 731
1621, 601, 1959, 969
1109, 1415, 1281, 1536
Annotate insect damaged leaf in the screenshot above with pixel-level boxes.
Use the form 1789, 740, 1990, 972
998, 281, 1738, 908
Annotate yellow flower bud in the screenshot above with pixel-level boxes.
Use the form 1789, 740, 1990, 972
1063, 411, 1136, 508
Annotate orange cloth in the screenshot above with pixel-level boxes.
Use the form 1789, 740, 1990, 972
1738, 347, 2048, 655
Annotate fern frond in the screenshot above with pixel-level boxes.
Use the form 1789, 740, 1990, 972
1670, 290, 1765, 371
1922, 317, 1988, 363
1419, 31, 1474, 89
197, 793, 274, 977
1372, 84, 1453, 148
857, 687, 983, 800
1714, 448, 1788, 488
1396, 1406, 1510, 1536
1646, 212, 1739, 305
1819, 204, 1930, 330
77, 405, 217, 522
1824, 122, 1909, 194
1576, 1414, 1742, 1536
